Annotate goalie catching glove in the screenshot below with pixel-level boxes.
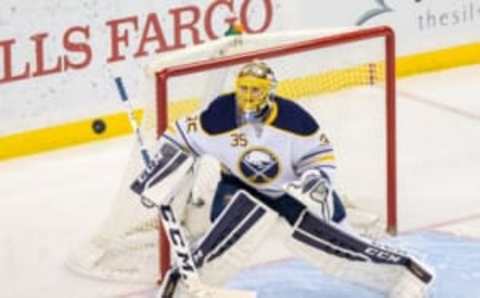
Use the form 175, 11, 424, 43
284, 169, 335, 222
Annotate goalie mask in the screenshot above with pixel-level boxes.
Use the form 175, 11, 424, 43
235, 60, 276, 123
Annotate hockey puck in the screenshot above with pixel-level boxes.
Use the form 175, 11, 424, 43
92, 119, 107, 134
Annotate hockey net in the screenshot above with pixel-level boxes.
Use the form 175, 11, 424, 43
67, 26, 396, 284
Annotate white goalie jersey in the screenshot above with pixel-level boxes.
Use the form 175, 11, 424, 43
163, 93, 336, 198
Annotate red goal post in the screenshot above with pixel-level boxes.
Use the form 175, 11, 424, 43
66, 25, 396, 284
154, 25, 396, 280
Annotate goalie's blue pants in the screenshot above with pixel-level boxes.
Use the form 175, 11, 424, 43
210, 173, 346, 225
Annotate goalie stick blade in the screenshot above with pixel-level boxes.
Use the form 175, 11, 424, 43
158, 284, 256, 298
157, 270, 256, 298
184, 281, 257, 298
191, 286, 257, 298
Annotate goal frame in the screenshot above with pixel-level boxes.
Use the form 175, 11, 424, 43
153, 25, 397, 280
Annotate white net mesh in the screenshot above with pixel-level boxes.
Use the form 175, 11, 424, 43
67, 26, 395, 283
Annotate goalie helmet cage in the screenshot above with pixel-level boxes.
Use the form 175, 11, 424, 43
155, 25, 396, 281
66, 25, 396, 284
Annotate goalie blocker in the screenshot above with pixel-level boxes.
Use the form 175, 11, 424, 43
130, 141, 193, 207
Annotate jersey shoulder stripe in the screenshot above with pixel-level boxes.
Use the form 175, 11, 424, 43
271, 96, 319, 136
200, 93, 239, 135
199, 94, 319, 136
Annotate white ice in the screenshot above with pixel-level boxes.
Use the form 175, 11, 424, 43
1, 65, 480, 297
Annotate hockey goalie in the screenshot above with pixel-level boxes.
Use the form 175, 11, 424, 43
131, 61, 434, 298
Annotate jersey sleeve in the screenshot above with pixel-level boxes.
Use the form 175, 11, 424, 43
162, 112, 205, 158
292, 128, 336, 183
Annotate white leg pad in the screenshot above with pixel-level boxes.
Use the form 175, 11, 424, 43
389, 269, 434, 298
285, 211, 434, 297
193, 190, 280, 286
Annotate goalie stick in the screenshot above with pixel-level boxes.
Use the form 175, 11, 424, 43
114, 77, 158, 209
114, 77, 255, 298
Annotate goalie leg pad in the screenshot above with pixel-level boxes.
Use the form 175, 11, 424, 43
192, 190, 279, 286
286, 210, 434, 297
158, 205, 257, 298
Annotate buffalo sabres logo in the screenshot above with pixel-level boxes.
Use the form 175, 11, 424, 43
239, 147, 280, 184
